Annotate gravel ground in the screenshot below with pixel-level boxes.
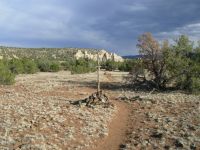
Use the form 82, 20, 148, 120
0, 71, 117, 150
120, 92, 200, 150
0, 71, 199, 150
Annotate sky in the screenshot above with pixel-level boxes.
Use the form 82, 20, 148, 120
0, 0, 200, 55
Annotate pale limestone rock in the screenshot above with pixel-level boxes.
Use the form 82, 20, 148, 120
74, 50, 85, 59
74, 49, 124, 62
13, 54, 19, 59
112, 53, 124, 62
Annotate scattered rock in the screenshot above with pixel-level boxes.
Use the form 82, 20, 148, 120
151, 130, 163, 139
119, 144, 127, 149
174, 139, 184, 148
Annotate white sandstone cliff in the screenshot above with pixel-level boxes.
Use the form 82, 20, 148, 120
74, 49, 124, 62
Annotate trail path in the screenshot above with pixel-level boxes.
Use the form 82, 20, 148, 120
92, 101, 130, 150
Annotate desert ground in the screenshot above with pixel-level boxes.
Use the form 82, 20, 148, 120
0, 71, 199, 150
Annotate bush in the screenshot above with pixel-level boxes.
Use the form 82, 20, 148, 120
0, 61, 15, 85
71, 65, 90, 74
70, 59, 97, 74
50, 62, 60, 72
166, 35, 200, 92
118, 59, 138, 72
61, 59, 75, 70
8, 59, 24, 74
191, 78, 200, 93
36, 59, 61, 72
22, 59, 38, 74
36, 59, 51, 72
101, 59, 137, 72
101, 60, 119, 71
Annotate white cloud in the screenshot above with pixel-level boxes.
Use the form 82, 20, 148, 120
0, 0, 112, 45
0, 0, 200, 55
125, 4, 147, 12
157, 22, 200, 42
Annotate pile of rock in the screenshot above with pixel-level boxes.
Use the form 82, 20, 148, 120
70, 91, 113, 108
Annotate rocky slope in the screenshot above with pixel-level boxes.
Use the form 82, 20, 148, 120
0, 46, 123, 62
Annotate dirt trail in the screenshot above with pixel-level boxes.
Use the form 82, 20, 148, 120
92, 101, 130, 150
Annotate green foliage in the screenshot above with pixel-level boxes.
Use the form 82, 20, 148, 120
61, 59, 75, 70
36, 59, 51, 72
22, 59, 38, 74
8, 59, 24, 74
135, 33, 170, 89
0, 61, 15, 85
50, 62, 60, 72
36, 59, 61, 72
101, 59, 139, 72
132, 33, 200, 93
191, 78, 200, 93
166, 35, 200, 92
70, 59, 97, 74
118, 59, 138, 72
101, 60, 119, 71
71, 65, 90, 74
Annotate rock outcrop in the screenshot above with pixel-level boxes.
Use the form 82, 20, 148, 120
74, 49, 124, 62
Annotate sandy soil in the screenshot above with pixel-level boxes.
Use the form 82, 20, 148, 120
93, 101, 130, 150
0, 71, 199, 150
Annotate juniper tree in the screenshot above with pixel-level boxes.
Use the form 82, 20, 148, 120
137, 32, 169, 89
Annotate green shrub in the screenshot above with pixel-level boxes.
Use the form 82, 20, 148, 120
0, 61, 15, 85
71, 65, 88, 74
70, 59, 96, 74
8, 59, 24, 74
36, 59, 61, 72
22, 59, 38, 74
118, 59, 138, 72
166, 35, 200, 92
101, 60, 137, 72
191, 77, 200, 93
61, 60, 73, 71
101, 60, 119, 71
50, 62, 60, 72
36, 59, 51, 72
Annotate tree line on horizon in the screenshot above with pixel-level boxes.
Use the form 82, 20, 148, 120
0, 57, 136, 85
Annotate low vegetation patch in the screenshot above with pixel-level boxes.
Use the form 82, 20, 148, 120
101, 59, 137, 72
70, 59, 97, 74
36, 59, 61, 72
0, 61, 15, 85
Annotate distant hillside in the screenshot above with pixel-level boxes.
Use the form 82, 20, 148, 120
0, 46, 124, 62
0, 46, 99, 60
122, 55, 142, 59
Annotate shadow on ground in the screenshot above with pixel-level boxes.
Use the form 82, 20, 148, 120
64, 80, 129, 91
60, 80, 188, 94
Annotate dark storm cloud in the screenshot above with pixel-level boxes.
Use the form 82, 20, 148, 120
0, 0, 200, 55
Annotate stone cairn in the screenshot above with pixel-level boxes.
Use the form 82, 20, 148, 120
70, 90, 111, 108
70, 50, 112, 108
